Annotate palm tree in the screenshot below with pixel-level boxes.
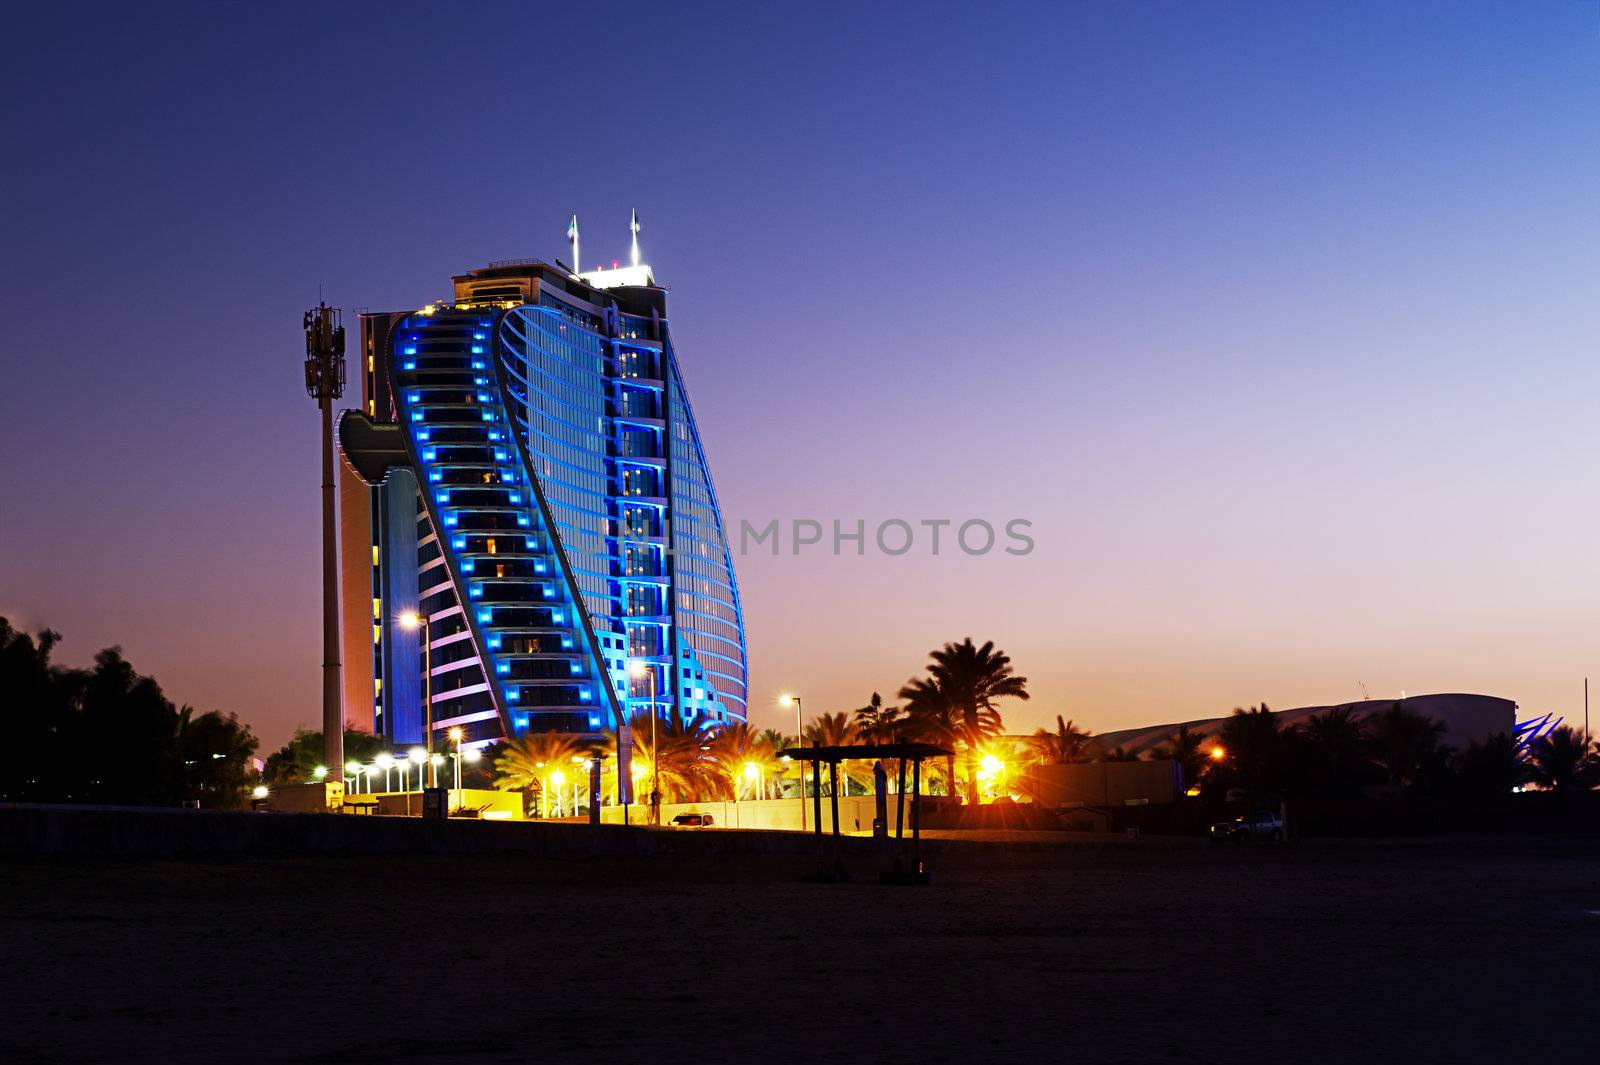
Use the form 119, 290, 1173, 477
802, 711, 864, 794
1299, 706, 1368, 795
1031, 715, 1092, 764
704, 721, 785, 799
1154, 723, 1207, 790
852, 692, 906, 743
1526, 725, 1597, 794
802, 710, 856, 747
899, 677, 961, 797
757, 727, 794, 753
756, 727, 801, 798
1453, 732, 1529, 799
493, 732, 581, 815
637, 709, 726, 802
901, 638, 1029, 805
1366, 703, 1446, 790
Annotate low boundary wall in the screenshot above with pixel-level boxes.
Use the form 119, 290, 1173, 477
0, 803, 985, 860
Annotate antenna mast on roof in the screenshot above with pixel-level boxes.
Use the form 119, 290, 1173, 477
566, 214, 580, 276
629, 209, 641, 268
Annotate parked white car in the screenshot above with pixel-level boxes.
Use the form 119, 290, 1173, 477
1209, 809, 1284, 843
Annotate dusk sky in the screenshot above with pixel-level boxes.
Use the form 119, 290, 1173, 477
3, 2, 1597, 751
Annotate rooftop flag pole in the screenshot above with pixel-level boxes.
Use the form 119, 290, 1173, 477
567, 214, 580, 275
630, 209, 641, 268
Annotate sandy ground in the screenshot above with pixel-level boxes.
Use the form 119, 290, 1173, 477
2, 835, 1596, 1065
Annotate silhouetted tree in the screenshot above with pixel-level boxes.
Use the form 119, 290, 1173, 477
803, 711, 863, 794
1215, 704, 1284, 797
263, 728, 385, 784
1297, 706, 1370, 797
1032, 715, 1093, 765
899, 680, 961, 796
900, 638, 1028, 805
1525, 726, 1597, 794
851, 693, 905, 743
1366, 702, 1447, 790
1155, 724, 1209, 789
1452, 733, 1528, 800
0, 618, 258, 807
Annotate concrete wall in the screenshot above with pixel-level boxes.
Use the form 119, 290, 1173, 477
598, 796, 903, 833
342, 789, 523, 819
264, 782, 345, 813
1022, 760, 1182, 807
0, 803, 955, 860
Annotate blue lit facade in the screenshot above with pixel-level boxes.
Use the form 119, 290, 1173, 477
338, 261, 748, 748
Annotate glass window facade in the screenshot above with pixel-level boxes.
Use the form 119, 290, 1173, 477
346, 262, 748, 746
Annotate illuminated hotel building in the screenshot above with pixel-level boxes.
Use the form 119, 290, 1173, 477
335, 256, 748, 750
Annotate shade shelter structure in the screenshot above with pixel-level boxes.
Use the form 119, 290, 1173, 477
777, 742, 952, 885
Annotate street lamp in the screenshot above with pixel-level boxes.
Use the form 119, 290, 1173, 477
448, 726, 465, 808
551, 769, 566, 818
344, 761, 363, 794
630, 661, 659, 826
1209, 745, 1227, 761
399, 611, 436, 782
375, 752, 394, 792
407, 746, 427, 814
313, 765, 328, 782
744, 761, 760, 801
781, 694, 806, 831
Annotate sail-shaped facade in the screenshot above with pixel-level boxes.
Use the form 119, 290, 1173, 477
336, 259, 747, 750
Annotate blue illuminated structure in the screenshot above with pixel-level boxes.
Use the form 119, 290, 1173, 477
337, 258, 748, 749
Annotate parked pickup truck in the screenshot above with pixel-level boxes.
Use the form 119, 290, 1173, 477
1209, 809, 1284, 843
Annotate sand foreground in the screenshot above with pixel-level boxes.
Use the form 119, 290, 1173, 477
2, 835, 1595, 1064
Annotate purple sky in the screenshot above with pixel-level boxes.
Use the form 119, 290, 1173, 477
3, 3, 1598, 751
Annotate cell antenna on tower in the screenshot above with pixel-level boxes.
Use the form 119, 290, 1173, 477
567, 214, 580, 276
630, 209, 642, 268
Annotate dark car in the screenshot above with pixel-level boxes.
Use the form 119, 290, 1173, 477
1209, 809, 1283, 843
670, 812, 715, 827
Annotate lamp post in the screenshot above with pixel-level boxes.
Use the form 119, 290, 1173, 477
782, 694, 806, 831
407, 747, 426, 815
376, 752, 394, 792
399, 611, 435, 784
630, 661, 659, 825
449, 726, 464, 810
303, 303, 346, 785
344, 762, 363, 795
